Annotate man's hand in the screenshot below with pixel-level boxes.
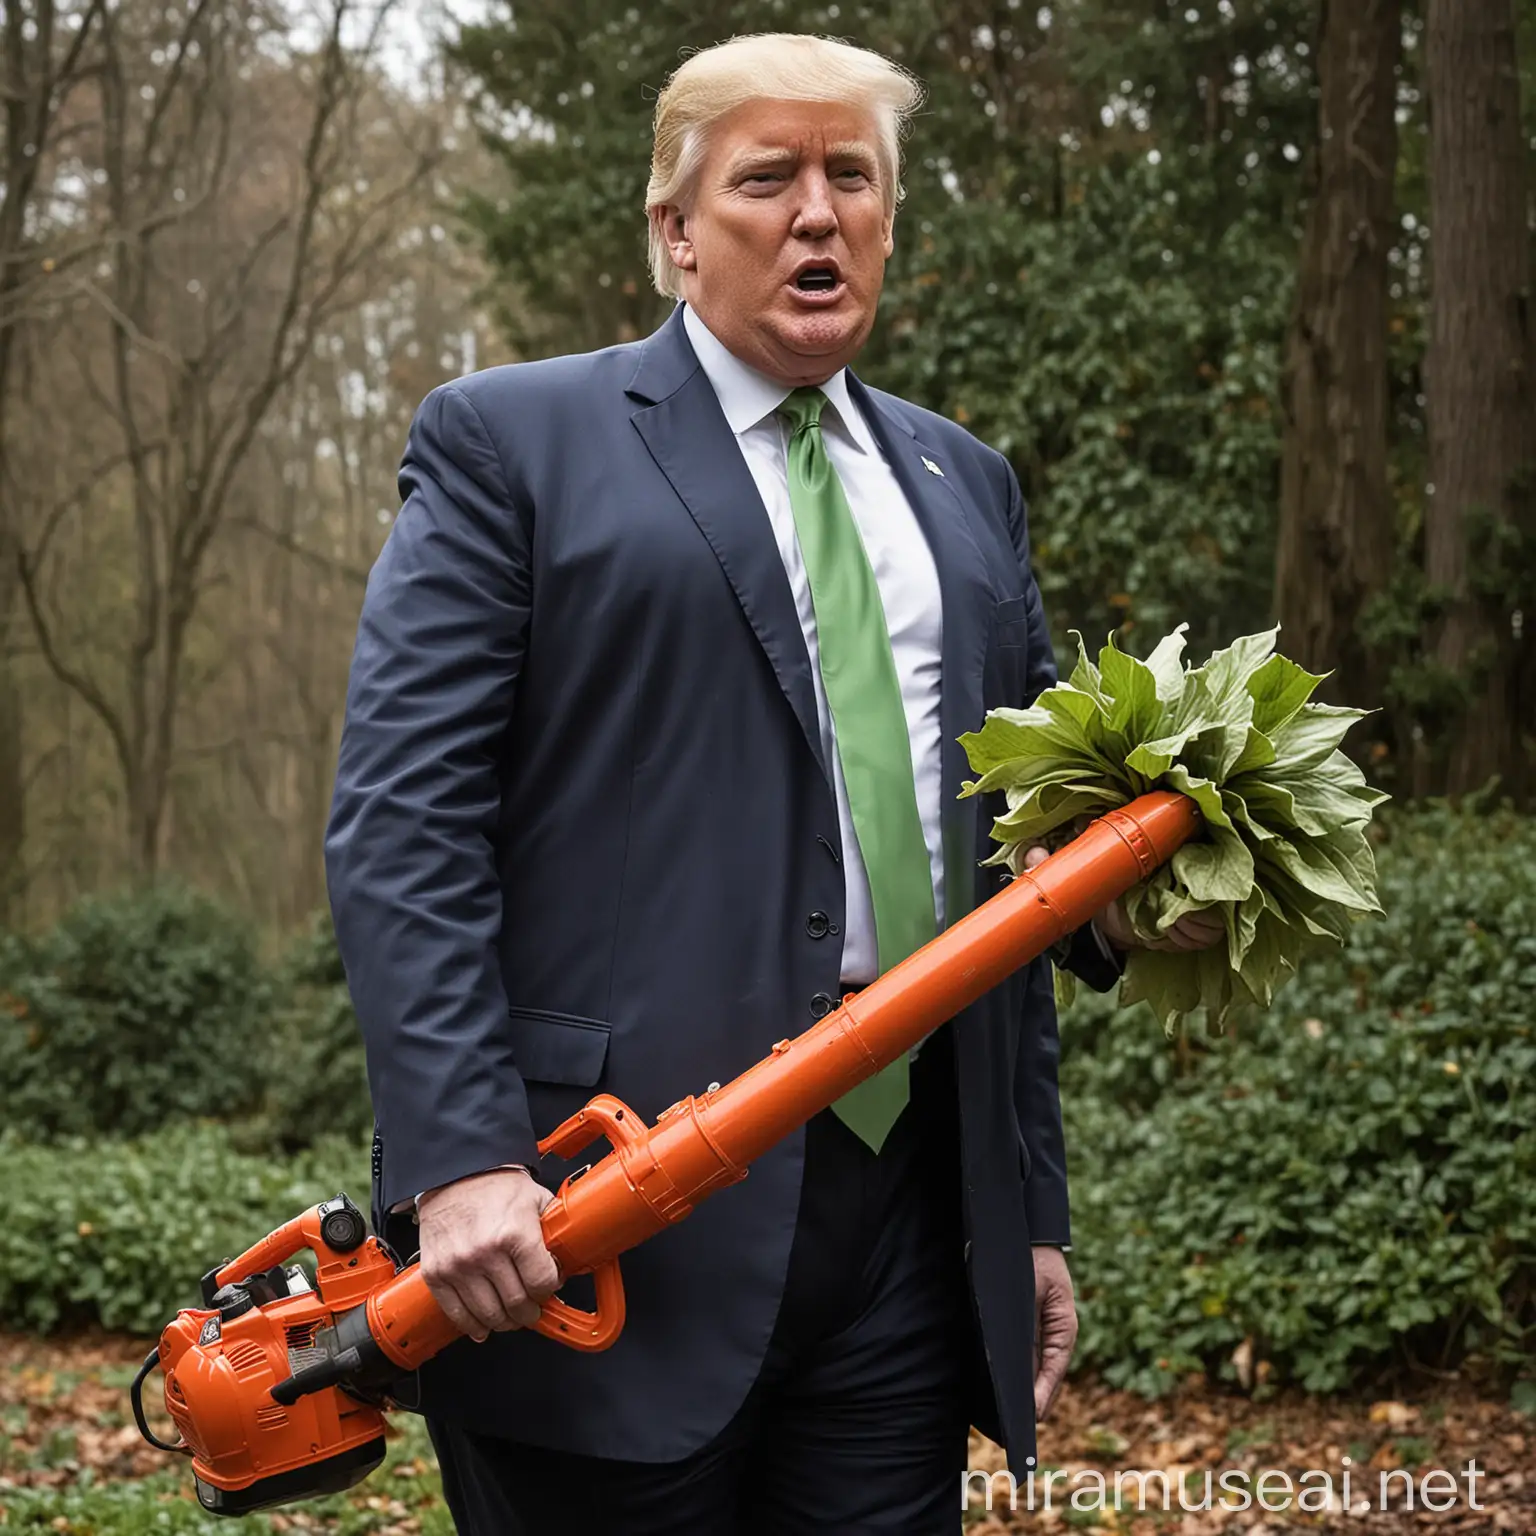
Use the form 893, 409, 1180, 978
1020, 843, 1225, 954
1033, 1245, 1077, 1419
415, 1167, 560, 1344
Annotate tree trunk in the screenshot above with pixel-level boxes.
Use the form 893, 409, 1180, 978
1423, 0, 1534, 803
124, 763, 162, 881
1275, 0, 1402, 712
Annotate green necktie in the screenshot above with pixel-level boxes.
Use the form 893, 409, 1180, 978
778, 386, 937, 1153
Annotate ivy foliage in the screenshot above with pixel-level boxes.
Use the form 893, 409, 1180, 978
0, 1410, 450, 1534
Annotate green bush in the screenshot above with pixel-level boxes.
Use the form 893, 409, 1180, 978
0, 922, 31, 977
0, 1122, 369, 1334
1063, 805, 1536, 1397
260, 912, 373, 1152
0, 883, 271, 1140
0, 892, 373, 1152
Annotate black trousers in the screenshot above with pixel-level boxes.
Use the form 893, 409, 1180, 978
426, 1025, 977, 1534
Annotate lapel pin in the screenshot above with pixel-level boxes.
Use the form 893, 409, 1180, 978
921, 456, 944, 477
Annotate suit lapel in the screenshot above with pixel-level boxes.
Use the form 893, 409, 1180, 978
848, 374, 995, 931
627, 309, 832, 793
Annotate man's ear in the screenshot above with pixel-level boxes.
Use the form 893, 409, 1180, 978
653, 204, 696, 272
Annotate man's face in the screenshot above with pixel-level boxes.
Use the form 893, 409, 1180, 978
658, 97, 895, 387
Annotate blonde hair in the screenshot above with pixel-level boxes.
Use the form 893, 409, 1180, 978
644, 33, 925, 299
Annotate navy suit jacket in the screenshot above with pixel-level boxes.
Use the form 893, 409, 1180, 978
324, 303, 1119, 1470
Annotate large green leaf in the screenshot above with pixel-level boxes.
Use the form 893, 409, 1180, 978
1171, 829, 1255, 904
1142, 622, 1191, 705
1200, 626, 1279, 712
1099, 641, 1165, 743
1124, 672, 1219, 777
957, 708, 1089, 775
1246, 653, 1328, 735
1267, 704, 1373, 772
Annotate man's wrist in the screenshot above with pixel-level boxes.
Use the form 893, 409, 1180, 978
413, 1163, 532, 1219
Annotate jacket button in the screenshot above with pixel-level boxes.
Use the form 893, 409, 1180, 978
805, 911, 830, 939
809, 991, 836, 1019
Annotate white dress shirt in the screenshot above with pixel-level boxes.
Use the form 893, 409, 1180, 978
682, 304, 945, 987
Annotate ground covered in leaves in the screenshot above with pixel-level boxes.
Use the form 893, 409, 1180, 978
0, 1334, 1529, 1533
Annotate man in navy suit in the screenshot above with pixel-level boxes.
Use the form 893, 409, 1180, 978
325, 29, 1219, 1535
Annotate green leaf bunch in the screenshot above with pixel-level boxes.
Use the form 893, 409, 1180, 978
958, 624, 1388, 1030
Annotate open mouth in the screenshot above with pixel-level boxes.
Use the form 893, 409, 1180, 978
795, 267, 840, 292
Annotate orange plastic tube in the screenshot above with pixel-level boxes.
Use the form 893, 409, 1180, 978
365, 792, 1201, 1369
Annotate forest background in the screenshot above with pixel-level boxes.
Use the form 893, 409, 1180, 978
0, 1, 1533, 1532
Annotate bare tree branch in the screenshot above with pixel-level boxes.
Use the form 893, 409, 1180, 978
25, 439, 166, 570
15, 542, 133, 779
232, 513, 372, 584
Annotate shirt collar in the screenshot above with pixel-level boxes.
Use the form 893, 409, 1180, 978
682, 302, 875, 457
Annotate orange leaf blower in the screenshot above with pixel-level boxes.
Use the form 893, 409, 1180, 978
132, 793, 1200, 1515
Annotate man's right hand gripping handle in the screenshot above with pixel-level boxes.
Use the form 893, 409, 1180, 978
415, 1167, 561, 1342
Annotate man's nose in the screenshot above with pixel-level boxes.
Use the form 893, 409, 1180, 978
791, 172, 838, 238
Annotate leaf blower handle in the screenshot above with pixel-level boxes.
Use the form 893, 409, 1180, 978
363, 1095, 662, 1369
360, 1246, 626, 1374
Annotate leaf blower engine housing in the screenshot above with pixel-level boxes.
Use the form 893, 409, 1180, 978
130, 1194, 406, 1515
